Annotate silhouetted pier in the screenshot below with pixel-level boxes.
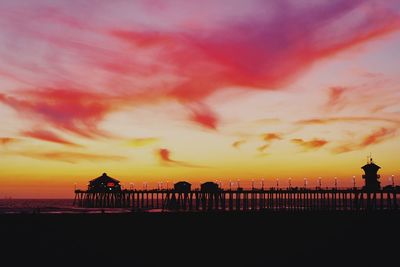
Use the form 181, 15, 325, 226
74, 187, 399, 212
73, 160, 399, 212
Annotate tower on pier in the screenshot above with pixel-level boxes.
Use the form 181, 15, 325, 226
361, 157, 381, 190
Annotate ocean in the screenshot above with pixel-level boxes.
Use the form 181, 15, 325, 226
0, 199, 139, 214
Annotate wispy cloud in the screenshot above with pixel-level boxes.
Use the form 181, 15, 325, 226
326, 86, 346, 110
0, 1, 398, 133
261, 133, 282, 142
291, 138, 328, 151
126, 137, 159, 147
156, 148, 205, 168
0, 89, 121, 138
0, 137, 19, 146
297, 117, 400, 125
361, 127, 397, 147
257, 143, 270, 153
188, 104, 218, 130
333, 127, 398, 153
16, 151, 126, 164
22, 129, 81, 147
232, 140, 246, 149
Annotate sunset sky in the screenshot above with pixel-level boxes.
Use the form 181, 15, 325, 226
0, 0, 400, 198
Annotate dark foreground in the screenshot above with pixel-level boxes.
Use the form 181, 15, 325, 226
1, 211, 399, 266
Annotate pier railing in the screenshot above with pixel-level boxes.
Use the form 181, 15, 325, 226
73, 187, 399, 212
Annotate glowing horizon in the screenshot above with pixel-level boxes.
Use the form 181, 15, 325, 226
0, 0, 400, 198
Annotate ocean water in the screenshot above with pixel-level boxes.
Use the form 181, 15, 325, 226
0, 199, 137, 214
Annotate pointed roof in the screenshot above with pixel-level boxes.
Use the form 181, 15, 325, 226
362, 158, 380, 170
89, 173, 120, 183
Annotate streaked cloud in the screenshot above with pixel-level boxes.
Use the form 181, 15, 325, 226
15, 151, 126, 164
232, 140, 246, 149
156, 148, 205, 168
22, 129, 81, 147
291, 138, 328, 151
126, 137, 159, 147
0, 137, 19, 146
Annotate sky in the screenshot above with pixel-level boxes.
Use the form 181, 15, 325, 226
0, 0, 399, 198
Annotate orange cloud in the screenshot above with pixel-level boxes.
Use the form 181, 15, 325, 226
361, 127, 397, 147
232, 140, 246, 149
298, 117, 400, 125
291, 138, 328, 151
0, 137, 18, 146
330, 127, 398, 153
257, 144, 270, 153
261, 133, 282, 142
22, 130, 80, 147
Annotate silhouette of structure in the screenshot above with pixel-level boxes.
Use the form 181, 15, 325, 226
200, 182, 220, 192
174, 181, 191, 192
88, 173, 121, 192
74, 165, 398, 211
362, 157, 381, 190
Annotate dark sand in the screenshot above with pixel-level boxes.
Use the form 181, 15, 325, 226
1, 211, 399, 266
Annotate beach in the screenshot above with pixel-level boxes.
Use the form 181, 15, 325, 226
1, 210, 399, 266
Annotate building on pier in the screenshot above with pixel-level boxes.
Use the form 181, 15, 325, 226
88, 173, 121, 192
201, 182, 220, 192
362, 157, 381, 190
174, 181, 191, 192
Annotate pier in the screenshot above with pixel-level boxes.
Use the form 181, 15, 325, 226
74, 187, 399, 212
73, 159, 399, 212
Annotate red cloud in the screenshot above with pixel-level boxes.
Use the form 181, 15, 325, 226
188, 104, 218, 130
0, 89, 121, 137
291, 138, 328, 151
22, 130, 80, 147
156, 148, 204, 168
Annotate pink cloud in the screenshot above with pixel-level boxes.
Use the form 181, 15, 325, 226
22, 129, 80, 147
0, 1, 399, 133
0, 89, 121, 137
